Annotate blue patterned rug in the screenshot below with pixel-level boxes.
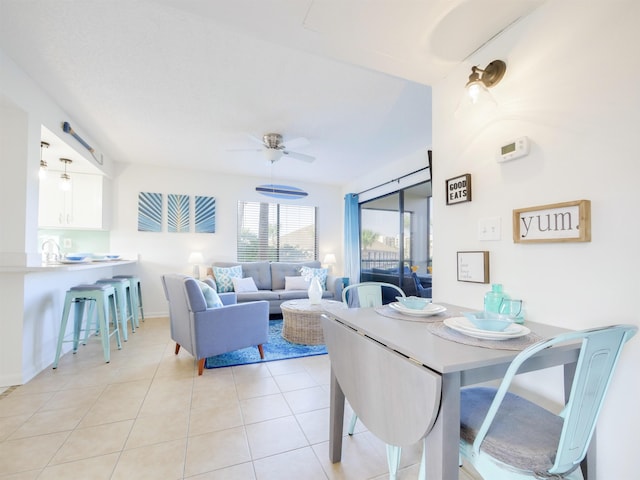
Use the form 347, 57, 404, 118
205, 319, 327, 369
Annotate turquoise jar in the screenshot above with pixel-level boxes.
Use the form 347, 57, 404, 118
484, 284, 510, 314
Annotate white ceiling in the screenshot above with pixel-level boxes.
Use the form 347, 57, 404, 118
0, 0, 544, 185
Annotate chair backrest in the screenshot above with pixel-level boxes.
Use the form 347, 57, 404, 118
474, 324, 637, 475
321, 314, 441, 447
342, 282, 405, 308
161, 274, 202, 355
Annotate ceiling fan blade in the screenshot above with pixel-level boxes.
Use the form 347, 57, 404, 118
282, 150, 315, 163
283, 136, 310, 150
247, 134, 266, 146
226, 147, 262, 152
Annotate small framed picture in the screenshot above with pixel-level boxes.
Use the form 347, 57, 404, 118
446, 174, 472, 205
457, 251, 490, 284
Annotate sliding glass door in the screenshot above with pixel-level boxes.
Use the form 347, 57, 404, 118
359, 182, 432, 298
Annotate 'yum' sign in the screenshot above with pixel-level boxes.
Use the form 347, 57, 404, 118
513, 200, 591, 243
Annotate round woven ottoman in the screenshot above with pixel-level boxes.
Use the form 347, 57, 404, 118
280, 299, 343, 345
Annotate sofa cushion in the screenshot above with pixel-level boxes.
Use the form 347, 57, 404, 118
236, 290, 281, 302
213, 265, 242, 293
214, 261, 272, 290
271, 261, 321, 290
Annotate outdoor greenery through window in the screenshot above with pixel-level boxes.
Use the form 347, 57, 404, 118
237, 201, 318, 262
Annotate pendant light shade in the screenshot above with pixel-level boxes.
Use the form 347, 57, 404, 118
39, 141, 49, 180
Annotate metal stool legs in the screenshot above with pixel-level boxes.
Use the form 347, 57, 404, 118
114, 275, 143, 324
53, 284, 121, 368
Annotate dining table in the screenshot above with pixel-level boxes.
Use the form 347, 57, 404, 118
321, 302, 595, 480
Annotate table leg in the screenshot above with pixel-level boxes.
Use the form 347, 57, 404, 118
426, 372, 461, 480
329, 366, 345, 463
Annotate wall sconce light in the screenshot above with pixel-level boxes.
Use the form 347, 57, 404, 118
188, 251, 205, 279
323, 253, 337, 273
463, 60, 506, 106
39, 141, 49, 180
59, 158, 72, 191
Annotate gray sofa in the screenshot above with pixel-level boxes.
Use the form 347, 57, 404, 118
209, 261, 343, 315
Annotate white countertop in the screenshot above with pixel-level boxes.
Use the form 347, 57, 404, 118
0, 259, 136, 274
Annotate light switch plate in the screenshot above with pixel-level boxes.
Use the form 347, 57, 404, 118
63, 238, 72, 248
478, 217, 501, 241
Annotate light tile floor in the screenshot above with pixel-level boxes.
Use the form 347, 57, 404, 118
0, 317, 479, 479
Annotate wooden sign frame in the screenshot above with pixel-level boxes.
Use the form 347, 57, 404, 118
446, 173, 472, 205
513, 199, 591, 243
457, 251, 490, 284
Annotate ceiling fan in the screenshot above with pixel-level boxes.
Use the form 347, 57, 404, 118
233, 133, 315, 164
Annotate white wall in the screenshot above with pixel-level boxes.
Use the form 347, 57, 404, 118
109, 163, 343, 317
432, 1, 640, 477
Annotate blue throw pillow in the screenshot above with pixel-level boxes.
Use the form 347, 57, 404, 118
213, 265, 243, 293
197, 280, 223, 308
300, 266, 328, 290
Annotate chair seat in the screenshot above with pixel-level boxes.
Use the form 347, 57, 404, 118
461, 386, 565, 473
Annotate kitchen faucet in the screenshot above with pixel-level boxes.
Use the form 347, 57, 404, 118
41, 239, 61, 263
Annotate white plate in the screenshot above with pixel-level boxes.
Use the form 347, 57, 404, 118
444, 317, 530, 340
389, 302, 447, 317
60, 258, 89, 264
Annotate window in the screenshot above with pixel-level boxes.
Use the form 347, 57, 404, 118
237, 201, 317, 262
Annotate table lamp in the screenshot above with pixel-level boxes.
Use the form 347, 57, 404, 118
188, 251, 205, 279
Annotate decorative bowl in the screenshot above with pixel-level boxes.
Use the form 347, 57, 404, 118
395, 296, 430, 310
64, 253, 89, 262
463, 311, 513, 332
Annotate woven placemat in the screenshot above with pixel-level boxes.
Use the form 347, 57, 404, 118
426, 321, 543, 351
374, 304, 447, 323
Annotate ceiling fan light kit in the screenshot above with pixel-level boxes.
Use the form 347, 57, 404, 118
231, 132, 316, 164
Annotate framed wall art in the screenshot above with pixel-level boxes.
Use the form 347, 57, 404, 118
457, 251, 490, 283
195, 195, 216, 233
513, 199, 591, 243
137, 192, 162, 232
446, 173, 471, 205
168, 193, 190, 233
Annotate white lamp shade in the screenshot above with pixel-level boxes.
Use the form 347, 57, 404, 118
323, 253, 337, 265
188, 252, 204, 264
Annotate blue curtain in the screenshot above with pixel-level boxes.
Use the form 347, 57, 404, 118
344, 193, 360, 284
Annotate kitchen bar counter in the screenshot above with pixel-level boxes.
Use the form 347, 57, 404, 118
0, 259, 136, 274
0, 259, 139, 386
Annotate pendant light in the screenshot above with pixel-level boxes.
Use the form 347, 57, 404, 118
39, 141, 49, 180
59, 158, 72, 191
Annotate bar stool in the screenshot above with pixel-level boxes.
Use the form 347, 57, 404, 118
95, 278, 136, 341
114, 275, 144, 325
53, 283, 122, 368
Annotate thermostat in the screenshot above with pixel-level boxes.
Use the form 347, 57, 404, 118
497, 136, 530, 163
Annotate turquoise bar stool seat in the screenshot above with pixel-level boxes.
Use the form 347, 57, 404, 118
96, 278, 135, 341
53, 283, 122, 368
113, 275, 143, 325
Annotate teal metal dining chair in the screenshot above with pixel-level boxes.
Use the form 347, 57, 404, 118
459, 324, 637, 480
342, 281, 405, 308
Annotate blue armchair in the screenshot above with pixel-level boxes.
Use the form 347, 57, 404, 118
161, 274, 269, 375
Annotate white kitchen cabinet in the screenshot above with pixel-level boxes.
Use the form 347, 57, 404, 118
38, 173, 103, 229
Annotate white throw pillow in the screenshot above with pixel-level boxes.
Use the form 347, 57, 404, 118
232, 276, 259, 293
285, 275, 309, 290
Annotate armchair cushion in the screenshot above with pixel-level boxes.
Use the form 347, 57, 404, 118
213, 265, 242, 292
197, 280, 223, 308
